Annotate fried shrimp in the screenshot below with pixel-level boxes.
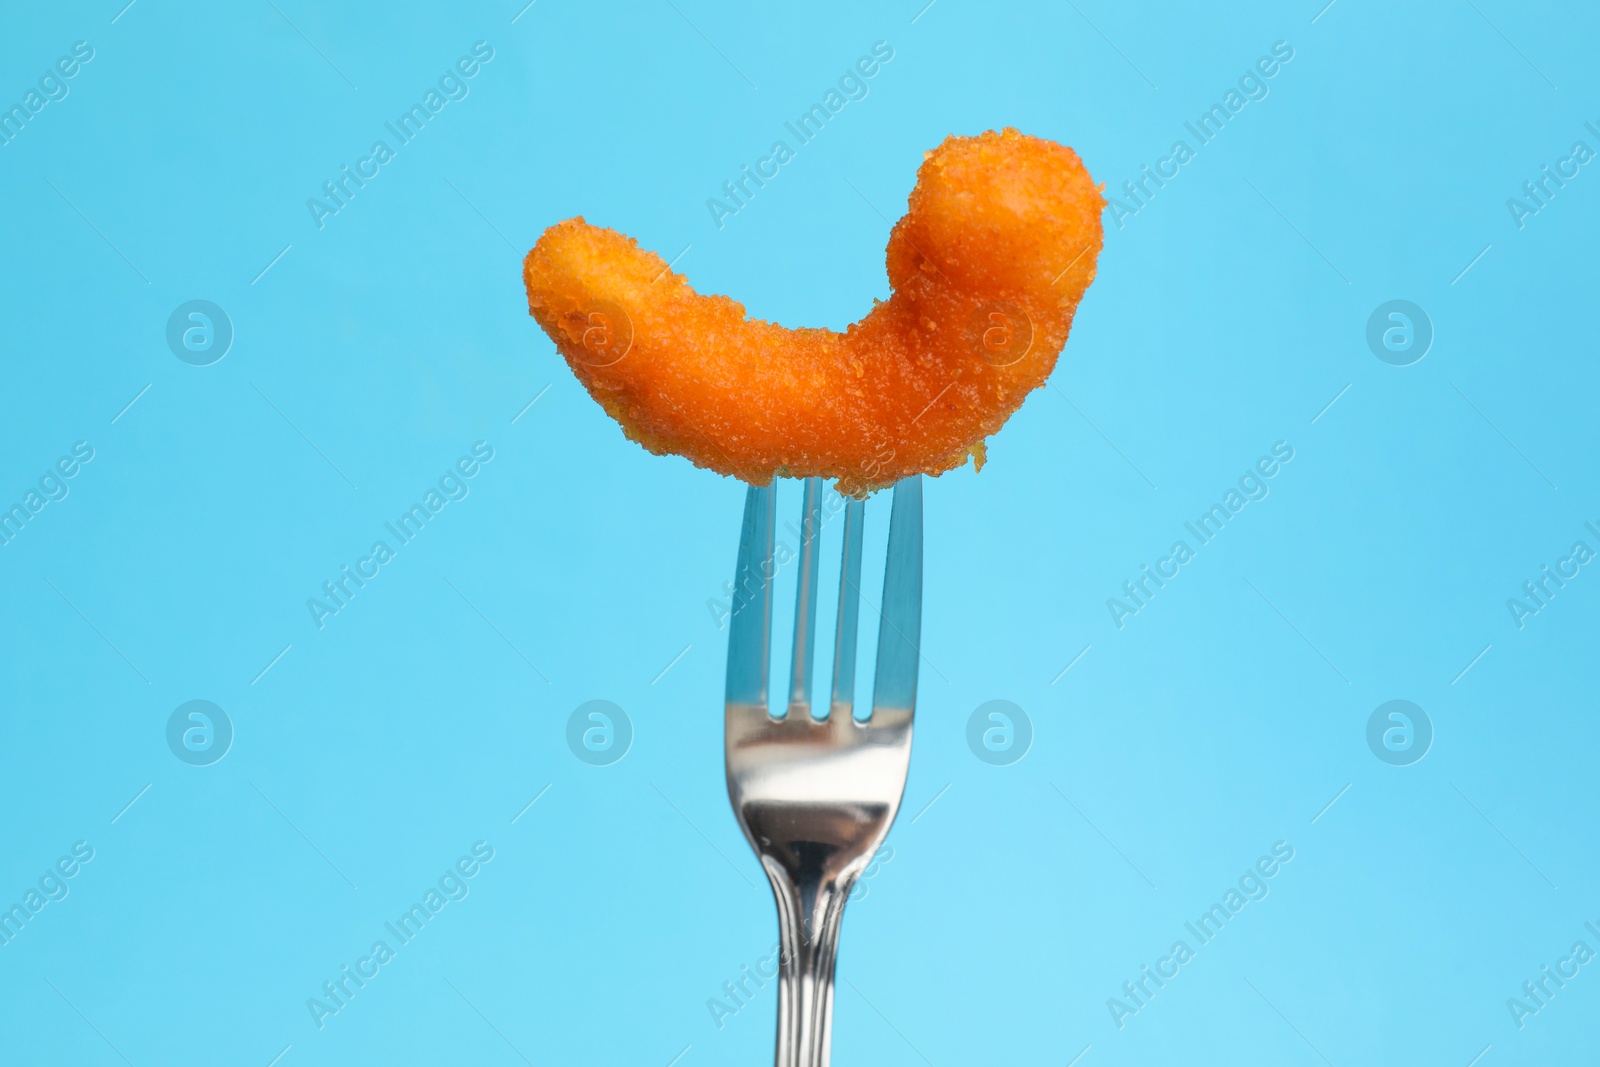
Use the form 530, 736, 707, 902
523, 127, 1103, 496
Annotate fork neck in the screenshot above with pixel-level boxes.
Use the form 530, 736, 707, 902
765, 859, 853, 1067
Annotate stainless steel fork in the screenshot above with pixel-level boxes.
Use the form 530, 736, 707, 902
724, 475, 923, 1067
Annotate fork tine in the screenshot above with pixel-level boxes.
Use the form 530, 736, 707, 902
786, 477, 824, 718
725, 483, 776, 711
829, 496, 866, 720
870, 475, 923, 716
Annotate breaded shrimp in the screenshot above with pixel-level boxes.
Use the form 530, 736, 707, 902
523, 127, 1103, 496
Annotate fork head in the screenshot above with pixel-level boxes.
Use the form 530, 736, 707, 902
723, 473, 923, 928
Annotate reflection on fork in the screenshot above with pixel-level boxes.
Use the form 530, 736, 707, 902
723, 475, 923, 1067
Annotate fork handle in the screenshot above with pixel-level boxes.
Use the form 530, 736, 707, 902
766, 866, 854, 1067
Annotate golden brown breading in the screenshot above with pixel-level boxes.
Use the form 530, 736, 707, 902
523, 128, 1103, 496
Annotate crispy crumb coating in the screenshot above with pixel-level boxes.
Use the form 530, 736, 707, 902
523, 128, 1103, 496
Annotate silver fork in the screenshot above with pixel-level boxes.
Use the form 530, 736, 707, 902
724, 474, 923, 1067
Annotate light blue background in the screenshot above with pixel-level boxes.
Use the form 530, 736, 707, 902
2, 0, 1597, 1064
